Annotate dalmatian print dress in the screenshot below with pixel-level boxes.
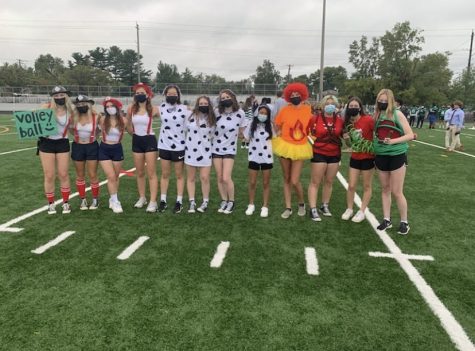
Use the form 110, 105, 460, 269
244, 123, 274, 165
212, 109, 246, 156
184, 114, 215, 167
158, 103, 191, 151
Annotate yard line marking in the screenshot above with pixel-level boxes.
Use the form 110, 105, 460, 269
0, 146, 37, 155
337, 172, 474, 351
413, 140, 475, 159
304, 247, 319, 275
369, 251, 434, 261
0, 167, 136, 233
210, 241, 230, 268
117, 236, 149, 260
431, 129, 475, 138
31, 231, 75, 254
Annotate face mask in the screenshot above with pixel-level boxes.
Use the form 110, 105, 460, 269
135, 94, 147, 103
324, 104, 336, 114
220, 99, 233, 108
166, 96, 178, 105
198, 106, 209, 114
54, 98, 66, 106
378, 102, 389, 111
257, 114, 268, 123
290, 96, 301, 106
77, 106, 89, 114
347, 107, 360, 117
106, 107, 117, 115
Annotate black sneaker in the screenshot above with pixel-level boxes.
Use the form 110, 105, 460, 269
310, 207, 322, 222
398, 222, 410, 235
173, 201, 183, 214
158, 200, 168, 213
377, 219, 392, 230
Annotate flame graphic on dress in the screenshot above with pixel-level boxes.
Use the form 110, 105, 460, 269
290, 120, 305, 141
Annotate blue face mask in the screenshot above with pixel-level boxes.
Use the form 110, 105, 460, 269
257, 114, 268, 123
324, 104, 336, 114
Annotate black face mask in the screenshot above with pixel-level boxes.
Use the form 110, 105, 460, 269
77, 106, 89, 114
347, 108, 360, 117
220, 99, 233, 108
54, 98, 66, 106
166, 96, 178, 105
290, 96, 301, 106
198, 106, 209, 114
135, 94, 147, 103
378, 102, 389, 111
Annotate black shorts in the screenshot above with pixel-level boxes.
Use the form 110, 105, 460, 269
375, 154, 407, 172
311, 153, 341, 164
98, 143, 124, 162
132, 134, 158, 153
71, 141, 99, 161
159, 149, 185, 162
349, 157, 375, 171
248, 161, 273, 171
38, 138, 70, 154
212, 154, 235, 159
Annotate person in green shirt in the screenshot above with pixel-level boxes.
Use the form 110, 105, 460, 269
373, 88, 414, 235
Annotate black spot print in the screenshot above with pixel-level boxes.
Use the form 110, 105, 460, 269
229, 128, 235, 132
185, 146, 188, 151
263, 146, 267, 150
267, 155, 272, 158
160, 139, 163, 143
193, 148, 198, 152
181, 140, 185, 144
249, 152, 253, 155
237, 114, 241, 118
252, 147, 257, 150
203, 134, 207, 139
176, 124, 181, 128
164, 119, 168, 123
226, 117, 232, 121
194, 130, 198, 134
216, 116, 222, 121
173, 116, 177, 120
181, 115, 185, 118
197, 156, 203, 162
216, 148, 220, 152
214, 131, 219, 136
188, 137, 192, 142
256, 138, 260, 142
230, 141, 235, 146
205, 147, 210, 152
171, 144, 176, 149
161, 103, 166, 107
260, 131, 265, 135
217, 139, 221, 143
164, 126, 171, 130
224, 134, 229, 140
174, 135, 178, 138
198, 141, 202, 145
220, 125, 225, 129
200, 124, 206, 128
258, 153, 263, 157
223, 147, 227, 151
167, 136, 173, 140
178, 109, 182, 112
236, 123, 240, 127
190, 119, 195, 123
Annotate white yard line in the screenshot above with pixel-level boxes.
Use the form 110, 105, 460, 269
337, 172, 474, 351
0, 167, 136, 233
210, 241, 230, 268
369, 251, 434, 261
0, 146, 37, 155
117, 236, 149, 260
31, 231, 75, 254
304, 247, 319, 275
430, 129, 475, 138
413, 140, 475, 159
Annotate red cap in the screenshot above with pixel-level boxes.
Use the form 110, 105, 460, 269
132, 82, 153, 97
102, 96, 123, 110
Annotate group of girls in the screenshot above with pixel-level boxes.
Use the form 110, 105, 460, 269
39, 83, 413, 235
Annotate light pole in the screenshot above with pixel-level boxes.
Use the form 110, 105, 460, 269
319, 0, 326, 101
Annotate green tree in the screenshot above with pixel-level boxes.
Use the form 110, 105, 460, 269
449, 70, 475, 108
156, 61, 181, 84
61, 65, 114, 86
34, 54, 66, 84
348, 36, 380, 78
308, 66, 348, 96
0, 63, 35, 86
252, 59, 281, 85
88, 47, 109, 71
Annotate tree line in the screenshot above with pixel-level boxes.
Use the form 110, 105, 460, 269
0, 22, 473, 106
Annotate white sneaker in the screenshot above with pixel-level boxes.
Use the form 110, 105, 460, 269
223, 201, 235, 214
146, 201, 158, 213
217, 200, 228, 213
245, 204, 255, 216
351, 210, 365, 223
260, 207, 269, 218
89, 199, 99, 210
111, 201, 123, 214
341, 208, 353, 220
47, 203, 56, 215
134, 197, 147, 208
62, 203, 71, 214
80, 198, 88, 211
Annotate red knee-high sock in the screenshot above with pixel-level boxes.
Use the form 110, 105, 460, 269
60, 187, 70, 203
76, 180, 86, 199
45, 192, 55, 204
91, 182, 100, 199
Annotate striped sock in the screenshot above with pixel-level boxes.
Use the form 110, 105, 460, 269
60, 187, 70, 203
76, 180, 86, 198
91, 182, 100, 198
45, 192, 55, 204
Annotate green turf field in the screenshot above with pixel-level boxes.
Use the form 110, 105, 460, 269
0, 114, 474, 350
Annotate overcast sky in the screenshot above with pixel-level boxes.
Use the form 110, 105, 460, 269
1, 0, 474, 81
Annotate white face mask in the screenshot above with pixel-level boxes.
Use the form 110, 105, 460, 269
257, 114, 268, 123
106, 107, 117, 115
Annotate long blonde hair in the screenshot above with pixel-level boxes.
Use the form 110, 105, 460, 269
47, 95, 75, 119
374, 89, 396, 120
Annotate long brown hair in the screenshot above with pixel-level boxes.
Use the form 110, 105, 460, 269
190, 96, 216, 127
104, 104, 125, 133
218, 89, 239, 113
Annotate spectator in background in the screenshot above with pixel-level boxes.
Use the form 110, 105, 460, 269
395, 98, 409, 120
241, 97, 254, 149
409, 106, 417, 127
271, 90, 288, 123
427, 107, 437, 129
416, 105, 426, 128
444, 100, 465, 152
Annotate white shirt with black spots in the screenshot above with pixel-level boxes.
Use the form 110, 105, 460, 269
244, 123, 273, 164
185, 114, 215, 167
158, 103, 191, 151
212, 108, 246, 155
